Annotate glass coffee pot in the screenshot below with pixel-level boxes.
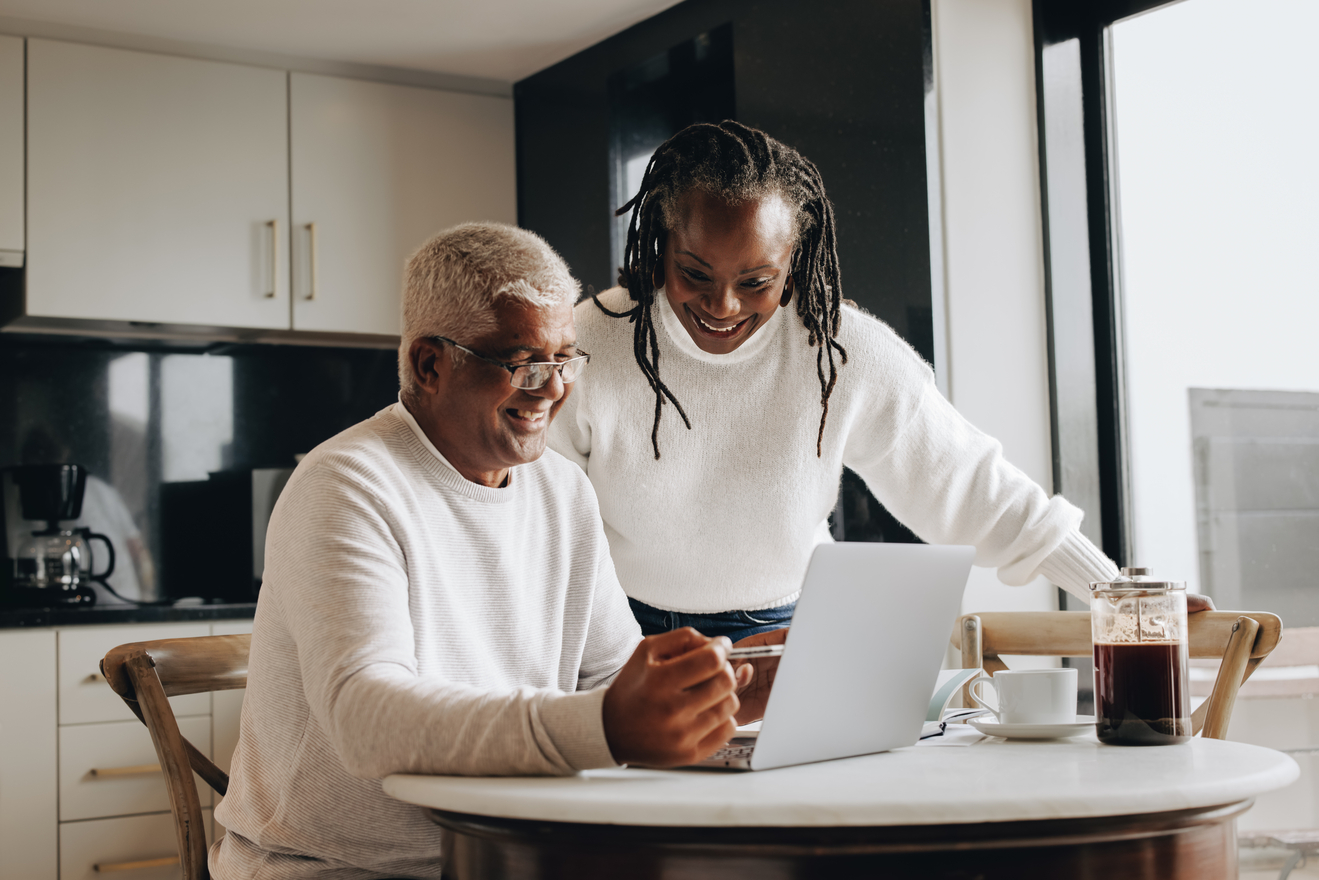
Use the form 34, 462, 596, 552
13, 525, 115, 593
1090, 567, 1192, 746
5, 464, 114, 605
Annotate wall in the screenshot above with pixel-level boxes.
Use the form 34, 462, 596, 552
515, 0, 935, 362
932, 0, 1060, 617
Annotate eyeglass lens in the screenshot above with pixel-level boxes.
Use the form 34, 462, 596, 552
510, 356, 588, 390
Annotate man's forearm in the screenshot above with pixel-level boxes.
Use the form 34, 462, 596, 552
324, 665, 614, 778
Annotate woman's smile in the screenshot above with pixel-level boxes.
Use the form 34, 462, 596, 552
686, 305, 754, 340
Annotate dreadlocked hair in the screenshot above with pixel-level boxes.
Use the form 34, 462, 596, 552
594, 119, 848, 459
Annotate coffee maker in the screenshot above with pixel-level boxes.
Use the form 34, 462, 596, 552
1, 464, 115, 607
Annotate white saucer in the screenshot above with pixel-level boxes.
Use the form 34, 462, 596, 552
967, 715, 1096, 740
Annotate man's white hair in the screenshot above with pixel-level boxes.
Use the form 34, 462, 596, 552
398, 222, 580, 403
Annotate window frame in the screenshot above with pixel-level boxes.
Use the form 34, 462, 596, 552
1032, 0, 1178, 588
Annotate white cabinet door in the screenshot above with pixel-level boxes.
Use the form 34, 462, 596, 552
26, 39, 290, 328
0, 629, 59, 879
289, 73, 516, 335
0, 35, 22, 264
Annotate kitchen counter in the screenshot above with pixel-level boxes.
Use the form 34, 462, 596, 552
0, 601, 256, 628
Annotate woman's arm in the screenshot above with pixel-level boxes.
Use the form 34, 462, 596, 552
844, 381, 1118, 601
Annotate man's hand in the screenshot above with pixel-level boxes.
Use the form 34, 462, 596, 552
730, 627, 788, 725
1188, 593, 1215, 613
602, 628, 745, 767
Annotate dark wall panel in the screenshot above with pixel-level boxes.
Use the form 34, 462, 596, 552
515, 0, 933, 360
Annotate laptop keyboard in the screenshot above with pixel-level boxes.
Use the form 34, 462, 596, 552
709, 740, 756, 761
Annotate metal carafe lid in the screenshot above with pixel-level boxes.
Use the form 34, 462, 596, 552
1089, 566, 1186, 593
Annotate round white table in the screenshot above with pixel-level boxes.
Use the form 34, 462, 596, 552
384, 734, 1299, 880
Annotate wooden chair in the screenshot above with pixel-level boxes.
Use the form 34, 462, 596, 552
100, 634, 252, 880
952, 611, 1282, 739
1227, 627, 1319, 879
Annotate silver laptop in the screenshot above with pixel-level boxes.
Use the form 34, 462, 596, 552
697, 542, 974, 771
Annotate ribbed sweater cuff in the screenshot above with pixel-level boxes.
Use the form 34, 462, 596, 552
537, 687, 619, 772
1037, 531, 1120, 604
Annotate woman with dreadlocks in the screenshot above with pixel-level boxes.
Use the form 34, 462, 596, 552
550, 121, 1183, 660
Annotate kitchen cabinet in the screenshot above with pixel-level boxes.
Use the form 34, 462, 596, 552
26, 39, 290, 329
0, 35, 21, 266
0, 628, 59, 878
289, 72, 516, 335
12, 38, 516, 341
0, 619, 252, 879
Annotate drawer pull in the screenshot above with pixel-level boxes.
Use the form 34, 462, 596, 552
94, 855, 179, 872
89, 763, 161, 778
86, 672, 106, 684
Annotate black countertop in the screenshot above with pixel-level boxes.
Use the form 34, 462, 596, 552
0, 602, 257, 629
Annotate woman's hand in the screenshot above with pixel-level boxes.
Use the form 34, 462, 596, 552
730, 627, 789, 725
1188, 593, 1216, 613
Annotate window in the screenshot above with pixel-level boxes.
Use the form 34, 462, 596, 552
1036, 0, 1319, 856
1107, 0, 1319, 618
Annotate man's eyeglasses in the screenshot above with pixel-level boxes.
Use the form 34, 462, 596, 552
432, 336, 590, 391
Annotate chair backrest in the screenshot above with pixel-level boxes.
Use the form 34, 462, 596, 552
100, 633, 252, 880
953, 611, 1282, 740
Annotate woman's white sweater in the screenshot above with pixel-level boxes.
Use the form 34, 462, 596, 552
549, 287, 1119, 613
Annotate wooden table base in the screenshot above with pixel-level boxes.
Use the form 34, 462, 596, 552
431, 800, 1250, 880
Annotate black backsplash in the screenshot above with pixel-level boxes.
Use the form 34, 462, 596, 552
0, 333, 400, 602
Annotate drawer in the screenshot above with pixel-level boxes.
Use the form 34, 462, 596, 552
59, 624, 211, 724
211, 621, 253, 776
60, 717, 213, 821
60, 808, 212, 880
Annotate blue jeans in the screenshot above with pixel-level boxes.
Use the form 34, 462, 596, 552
627, 597, 795, 643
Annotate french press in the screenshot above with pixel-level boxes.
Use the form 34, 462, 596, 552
1090, 567, 1192, 746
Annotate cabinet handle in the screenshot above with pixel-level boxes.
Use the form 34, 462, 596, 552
305, 222, 318, 301
94, 855, 179, 872
89, 763, 161, 778
265, 219, 279, 298
86, 672, 106, 684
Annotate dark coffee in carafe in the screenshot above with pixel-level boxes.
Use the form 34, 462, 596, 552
1090, 567, 1191, 746
1093, 641, 1191, 745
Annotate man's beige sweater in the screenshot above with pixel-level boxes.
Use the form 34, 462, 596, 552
210, 404, 642, 879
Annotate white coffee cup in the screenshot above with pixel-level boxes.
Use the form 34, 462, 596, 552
969, 668, 1077, 725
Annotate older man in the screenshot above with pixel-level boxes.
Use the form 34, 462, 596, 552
210, 223, 745, 879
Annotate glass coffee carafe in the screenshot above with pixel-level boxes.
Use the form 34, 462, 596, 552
4, 464, 113, 605
1090, 567, 1192, 746
14, 526, 114, 592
